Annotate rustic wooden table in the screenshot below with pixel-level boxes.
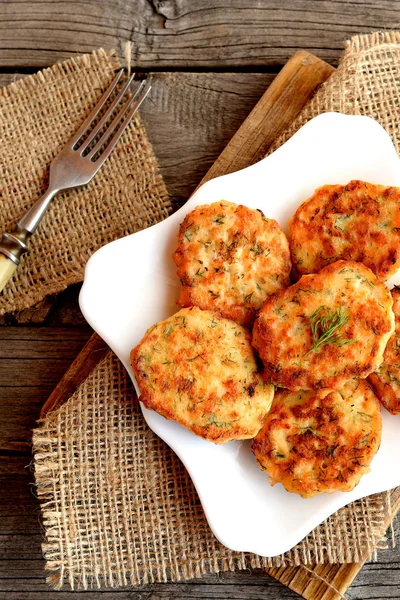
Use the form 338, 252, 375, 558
1, 2, 400, 598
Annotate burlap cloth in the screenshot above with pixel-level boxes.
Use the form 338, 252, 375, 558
32, 32, 400, 590
0, 48, 170, 315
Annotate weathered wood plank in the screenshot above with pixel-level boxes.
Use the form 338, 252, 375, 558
0, 70, 276, 208
0, 328, 91, 450
38, 51, 334, 422
0, 387, 58, 452
0, 0, 398, 69
0, 455, 399, 598
0, 70, 276, 325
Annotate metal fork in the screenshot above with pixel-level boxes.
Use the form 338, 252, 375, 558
0, 69, 152, 292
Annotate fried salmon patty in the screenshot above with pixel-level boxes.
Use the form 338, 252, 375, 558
131, 307, 274, 443
251, 380, 382, 498
289, 180, 400, 281
252, 261, 394, 391
173, 201, 291, 326
368, 287, 400, 414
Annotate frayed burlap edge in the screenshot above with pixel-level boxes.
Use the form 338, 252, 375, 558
0, 48, 170, 315
32, 31, 400, 590
33, 351, 396, 590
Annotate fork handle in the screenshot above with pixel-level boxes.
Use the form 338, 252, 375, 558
0, 186, 58, 292
0, 254, 18, 292
18, 186, 58, 234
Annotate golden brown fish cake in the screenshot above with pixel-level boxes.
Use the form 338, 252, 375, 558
251, 380, 382, 498
131, 306, 274, 443
252, 260, 394, 391
368, 287, 400, 414
173, 200, 291, 326
289, 180, 400, 281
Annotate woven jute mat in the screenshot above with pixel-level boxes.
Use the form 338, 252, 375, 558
32, 32, 400, 589
0, 48, 170, 315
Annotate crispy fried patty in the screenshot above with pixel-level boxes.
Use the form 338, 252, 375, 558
368, 287, 400, 414
131, 306, 274, 443
173, 201, 291, 326
251, 380, 382, 498
289, 180, 400, 281
252, 261, 394, 391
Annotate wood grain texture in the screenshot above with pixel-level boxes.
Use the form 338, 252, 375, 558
0, 0, 398, 69
0, 70, 277, 325
39, 51, 333, 418
0, 349, 399, 598
0, 15, 399, 595
0, 70, 276, 209
0, 328, 91, 452
201, 51, 334, 179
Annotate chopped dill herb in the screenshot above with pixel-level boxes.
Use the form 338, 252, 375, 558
164, 324, 174, 338
174, 315, 187, 328
244, 291, 254, 304
209, 318, 218, 328
195, 268, 205, 277
213, 214, 226, 225
250, 244, 264, 258
304, 306, 356, 356
357, 411, 373, 422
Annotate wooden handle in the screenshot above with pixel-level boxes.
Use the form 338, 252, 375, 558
0, 254, 17, 292
41, 52, 335, 419
201, 50, 335, 183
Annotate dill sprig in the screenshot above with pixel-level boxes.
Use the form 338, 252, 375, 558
304, 306, 355, 356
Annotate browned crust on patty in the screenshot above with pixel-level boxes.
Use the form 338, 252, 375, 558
368, 287, 400, 414
173, 200, 291, 326
252, 260, 394, 391
289, 180, 400, 281
131, 306, 274, 443
251, 380, 382, 498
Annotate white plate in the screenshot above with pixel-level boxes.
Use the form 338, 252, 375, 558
80, 112, 400, 557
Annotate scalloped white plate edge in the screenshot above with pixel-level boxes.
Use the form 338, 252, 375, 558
80, 112, 400, 557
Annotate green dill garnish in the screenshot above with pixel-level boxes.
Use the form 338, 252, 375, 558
244, 291, 254, 304
195, 268, 205, 277
334, 214, 352, 232
213, 214, 226, 225
209, 318, 218, 328
304, 306, 356, 356
250, 244, 265, 258
164, 324, 174, 338
357, 411, 373, 423
221, 353, 239, 365
209, 413, 239, 428
174, 315, 187, 328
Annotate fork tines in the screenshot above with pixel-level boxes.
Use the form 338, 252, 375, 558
70, 70, 152, 163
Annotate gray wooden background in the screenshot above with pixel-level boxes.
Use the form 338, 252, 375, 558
1, 2, 400, 599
